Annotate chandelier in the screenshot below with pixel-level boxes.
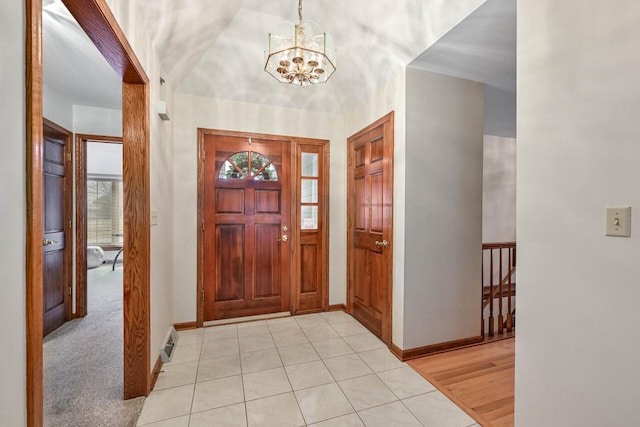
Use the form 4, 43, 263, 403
264, 0, 336, 86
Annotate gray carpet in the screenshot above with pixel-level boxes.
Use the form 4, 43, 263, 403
44, 264, 144, 427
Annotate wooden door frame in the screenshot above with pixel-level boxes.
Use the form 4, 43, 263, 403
43, 118, 74, 324
75, 135, 123, 317
346, 111, 395, 346
196, 128, 330, 326
27, 0, 151, 425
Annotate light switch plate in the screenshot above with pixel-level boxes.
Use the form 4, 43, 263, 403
151, 209, 159, 226
605, 206, 631, 237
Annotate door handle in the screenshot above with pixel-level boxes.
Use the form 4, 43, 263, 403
42, 239, 59, 246
277, 235, 288, 242
374, 240, 389, 248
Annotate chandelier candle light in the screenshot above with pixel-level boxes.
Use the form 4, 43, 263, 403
265, 0, 336, 86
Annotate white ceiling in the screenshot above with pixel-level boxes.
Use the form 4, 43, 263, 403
43, 1, 121, 109
43, 0, 512, 116
410, 0, 516, 137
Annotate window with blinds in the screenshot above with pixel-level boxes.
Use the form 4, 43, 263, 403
87, 177, 123, 246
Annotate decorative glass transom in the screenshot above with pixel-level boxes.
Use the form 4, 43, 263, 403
219, 151, 279, 181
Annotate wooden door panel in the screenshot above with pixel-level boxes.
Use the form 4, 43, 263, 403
300, 242, 319, 294
347, 112, 394, 345
216, 189, 245, 213
355, 177, 367, 230
254, 224, 281, 298
255, 190, 280, 214
44, 251, 65, 312
44, 141, 65, 174
354, 247, 370, 305
369, 252, 384, 314
44, 175, 64, 231
355, 145, 367, 167
370, 172, 384, 233
370, 136, 384, 163
216, 225, 245, 302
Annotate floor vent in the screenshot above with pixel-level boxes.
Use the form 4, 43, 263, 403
160, 327, 179, 363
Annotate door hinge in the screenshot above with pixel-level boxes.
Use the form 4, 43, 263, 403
67, 219, 72, 229
201, 219, 205, 231
202, 288, 205, 301
68, 286, 72, 296
67, 153, 72, 162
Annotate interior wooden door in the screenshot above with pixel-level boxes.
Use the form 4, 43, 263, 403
203, 134, 291, 320
43, 120, 72, 336
347, 112, 394, 344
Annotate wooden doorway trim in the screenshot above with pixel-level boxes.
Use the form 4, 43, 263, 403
346, 111, 395, 346
75, 134, 123, 318
27, 0, 150, 425
196, 128, 330, 326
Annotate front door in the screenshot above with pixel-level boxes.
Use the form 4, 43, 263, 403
203, 133, 291, 320
43, 120, 72, 336
347, 113, 394, 344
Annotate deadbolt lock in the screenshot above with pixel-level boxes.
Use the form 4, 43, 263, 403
282, 226, 288, 232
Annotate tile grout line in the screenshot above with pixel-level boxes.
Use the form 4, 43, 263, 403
277, 316, 309, 426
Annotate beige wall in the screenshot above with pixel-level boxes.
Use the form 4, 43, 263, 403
517, 0, 640, 425
403, 67, 484, 349
483, 135, 516, 243
0, 1, 27, 424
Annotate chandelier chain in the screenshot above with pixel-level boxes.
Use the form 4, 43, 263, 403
298, 0, 303, 22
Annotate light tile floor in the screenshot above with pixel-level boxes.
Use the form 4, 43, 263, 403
136, 312, 480, 427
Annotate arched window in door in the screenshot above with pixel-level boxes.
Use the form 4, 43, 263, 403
218, 151, 279, 181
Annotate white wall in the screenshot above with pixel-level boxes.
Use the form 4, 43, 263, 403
73, 105, 122, 136
483, 135, 516, 243
43, 83, 74, 131
87, 141, 122, 176
403, 68, 484, 349
0, 1, 26, 425
172, 94, 345, 323
517, 1, 640, 425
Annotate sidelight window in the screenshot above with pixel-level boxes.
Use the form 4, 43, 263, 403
300, 152, 319, 230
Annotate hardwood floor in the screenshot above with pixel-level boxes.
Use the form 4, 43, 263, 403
408, 338, 514, 427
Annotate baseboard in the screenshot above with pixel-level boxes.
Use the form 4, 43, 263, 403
173, 321, 198, 331
328, 304, 346, 312
149, 355, 163, 391
391, 335, 484, 361
295, 308, 324, 315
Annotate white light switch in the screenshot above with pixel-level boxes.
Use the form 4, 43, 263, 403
151, 209, 159, 226
605, 206, 631, 237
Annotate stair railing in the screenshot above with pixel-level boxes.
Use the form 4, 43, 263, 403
482, 242, 516, 337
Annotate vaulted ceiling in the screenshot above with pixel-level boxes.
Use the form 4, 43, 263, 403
43, 0, 520, 117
